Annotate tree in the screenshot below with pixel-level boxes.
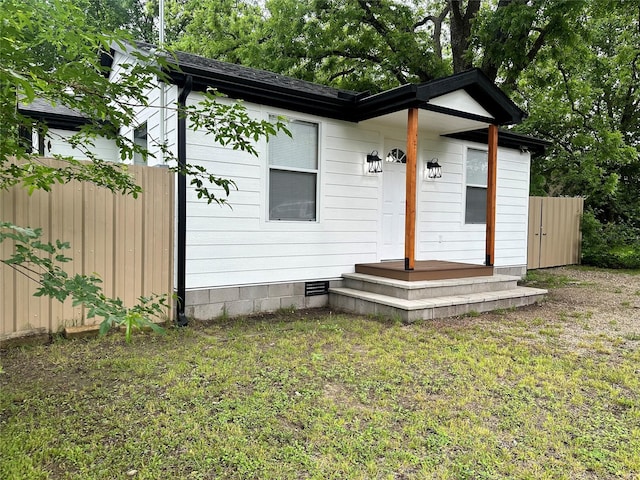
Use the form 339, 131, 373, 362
80, 0, 156, 43
0, 0, 288, 339
167, 0, 586, 93
515, 0, 640, 222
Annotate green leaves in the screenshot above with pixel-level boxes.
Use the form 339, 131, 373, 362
2, 0, 295, 340
177, 91, 290, 205
1, 0, 159, 193
515, 0, 640, 229
0, 221, 168, 342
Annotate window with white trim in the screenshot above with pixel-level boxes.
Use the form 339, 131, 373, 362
268, 117, 318, 221
465, 148, 488, 224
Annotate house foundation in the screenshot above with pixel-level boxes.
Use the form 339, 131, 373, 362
184, 279, 343, 320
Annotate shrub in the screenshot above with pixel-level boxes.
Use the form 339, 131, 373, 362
581, 210, 640, 269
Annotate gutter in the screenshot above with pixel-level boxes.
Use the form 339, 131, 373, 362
176, 75, 193, 326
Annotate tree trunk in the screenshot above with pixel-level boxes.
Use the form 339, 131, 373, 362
448, 0, 480, 73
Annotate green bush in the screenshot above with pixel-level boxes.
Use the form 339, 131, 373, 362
581, 210, 640, 269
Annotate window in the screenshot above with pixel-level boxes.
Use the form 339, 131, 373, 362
268, 117, 318, 221
386, 148, 406, 164
133, 123, 147, 165
18, 125, 33, 154
465, 148, 488, 224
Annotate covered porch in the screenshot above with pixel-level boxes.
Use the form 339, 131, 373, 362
329, 70, 547, 321
356, 70, 522, 278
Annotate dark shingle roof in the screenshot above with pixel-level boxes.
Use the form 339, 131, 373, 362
135, 42, 525, 125
23, 42, 544, 152
127, 42, 362, 120
18, 98, 88, 129
167, 47, 356, 101
20, 98, 86, 119
444, 128, 551, 156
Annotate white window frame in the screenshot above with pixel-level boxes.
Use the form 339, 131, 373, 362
267, 116, 320, 222
464, 147, 488, 225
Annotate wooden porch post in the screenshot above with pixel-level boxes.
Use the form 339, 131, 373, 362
405, 108, 418, 271
485, 124, 498, 266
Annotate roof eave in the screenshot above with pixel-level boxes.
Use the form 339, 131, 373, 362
353, 70, 526, 125
421, 69, 526, 125
18, 110, 90, 131
168, 68, 358, 121
443, 128, 550, 155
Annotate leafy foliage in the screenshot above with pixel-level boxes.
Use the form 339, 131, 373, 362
1, 0, 289, 203
1, 222, 168, 341
512, 1, 640, 265
80, 0, 156, 42
167, 0, 586, 93
1, 0, 161, 195
1, 0, 289, 337
581, 211, 640, 269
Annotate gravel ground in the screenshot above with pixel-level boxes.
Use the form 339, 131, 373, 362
505, 266, 640, 354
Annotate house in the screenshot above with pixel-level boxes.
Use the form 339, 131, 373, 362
19, 42, 548, 324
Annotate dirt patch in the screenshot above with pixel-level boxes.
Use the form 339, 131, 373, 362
504, 266, 640, 354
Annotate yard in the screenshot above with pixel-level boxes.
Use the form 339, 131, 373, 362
1, 267, 639, 479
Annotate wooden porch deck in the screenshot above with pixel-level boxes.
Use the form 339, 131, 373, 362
354, 260, 493, 282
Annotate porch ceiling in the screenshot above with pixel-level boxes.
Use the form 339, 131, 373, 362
360, 108, 490, 136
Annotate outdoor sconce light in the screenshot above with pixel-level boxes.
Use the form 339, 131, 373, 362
426, 158, 442, 179
366, 150, 383, 174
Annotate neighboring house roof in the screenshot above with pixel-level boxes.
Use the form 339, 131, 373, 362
18, 98, 89, 130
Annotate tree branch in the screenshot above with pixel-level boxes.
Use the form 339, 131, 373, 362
328, 68, 356, 82
413, 5, 450, 61
2, 261, 45, 285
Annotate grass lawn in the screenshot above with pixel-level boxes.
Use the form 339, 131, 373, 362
1, 268, 639, 479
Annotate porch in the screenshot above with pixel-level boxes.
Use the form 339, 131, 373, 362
354, 260, 493, 282
329, 265, 547, 323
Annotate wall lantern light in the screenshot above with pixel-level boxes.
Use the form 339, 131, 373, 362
426, 158, 442, 179
366, 150, 383, 174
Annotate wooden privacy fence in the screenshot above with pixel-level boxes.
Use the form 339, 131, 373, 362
528, 196, 584, 269
1, 159, 174, 339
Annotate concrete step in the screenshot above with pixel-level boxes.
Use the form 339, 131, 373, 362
329, 285, 547, 323
342, 273, 521, 300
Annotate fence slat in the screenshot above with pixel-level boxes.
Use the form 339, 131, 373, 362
1, 158, 174, 338
528, 196, 583, 269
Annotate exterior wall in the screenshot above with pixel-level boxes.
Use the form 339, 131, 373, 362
417, 134, 530, 270
39, 50, 180, 166
44, 128, 119, 161
181, 95, 531, 318
109, 50, 179, 166
495, 146, 531, 268
183, 94, 381, 291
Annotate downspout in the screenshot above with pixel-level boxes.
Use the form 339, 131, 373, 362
176, 75, 192, 326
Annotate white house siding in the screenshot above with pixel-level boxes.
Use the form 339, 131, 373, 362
184, 98, 532, 294
494, 148, 530, 269
183, 94, 382, 290
109, 50, 179, 166
417, 134, 530, 271
44, 128, 119, 161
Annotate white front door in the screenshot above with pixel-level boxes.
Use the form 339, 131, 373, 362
380, 144, 407, 260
